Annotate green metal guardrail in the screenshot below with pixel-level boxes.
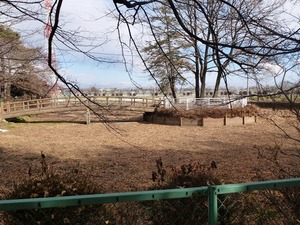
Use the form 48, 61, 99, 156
0, 178, 299, 225
0, 187, 208, 211
207, 178, 300, 225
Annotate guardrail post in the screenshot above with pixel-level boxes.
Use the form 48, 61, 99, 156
208, 186, 218, 225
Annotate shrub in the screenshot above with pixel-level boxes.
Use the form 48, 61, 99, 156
2, 153, 110, 225
145, 158, 231, 225
153, 105, 258, 119
253, 144, 300, 224
148, 157, 298, 225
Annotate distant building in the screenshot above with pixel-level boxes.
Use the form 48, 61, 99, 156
64, 87, 259, 99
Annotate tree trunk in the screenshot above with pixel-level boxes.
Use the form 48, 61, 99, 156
213, 58, 230, 97
200, 79, 206, 98
199, 62, 207, 98
169, 76, 177, 100
213, 71, 222, 97
194, 46, 200, 98
195, 71, 200, 98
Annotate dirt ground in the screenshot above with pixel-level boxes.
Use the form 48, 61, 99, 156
0, 108, 298, 196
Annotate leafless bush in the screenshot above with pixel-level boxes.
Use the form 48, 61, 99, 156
153, 105, 258, 119
3, 153, 109, 225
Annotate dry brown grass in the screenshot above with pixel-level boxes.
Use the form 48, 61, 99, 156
153, 105, 258, 118
0, 108, 298, 196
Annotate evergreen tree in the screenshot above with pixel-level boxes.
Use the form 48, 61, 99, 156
142, 5, 191, 99
0, 25, 49, 100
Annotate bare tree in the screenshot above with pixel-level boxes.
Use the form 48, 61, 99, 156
1, 0, 299, 221
1, 0, 299, 124
113, 0, 299, 99
2, 0, 298, 100
1, 0, 119, 128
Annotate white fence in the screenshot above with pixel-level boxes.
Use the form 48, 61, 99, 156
163, 97, 248, 110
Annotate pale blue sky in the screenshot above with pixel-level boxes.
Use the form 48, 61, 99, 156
58, 0, 243, 89
58, 0, 152, 88
16, 0, 300, 89
59, 0, 299, 90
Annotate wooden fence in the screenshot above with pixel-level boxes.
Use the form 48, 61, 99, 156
0, 96, 254, 120
144, 113, 257, 127
0, 97, 161, 119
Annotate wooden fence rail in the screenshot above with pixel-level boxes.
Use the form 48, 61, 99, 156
0, 96, 251, 120
0, 97, 161, 119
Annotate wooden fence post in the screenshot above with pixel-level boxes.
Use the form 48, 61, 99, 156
223, 114, 227, 126
86, 109, 91, 124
